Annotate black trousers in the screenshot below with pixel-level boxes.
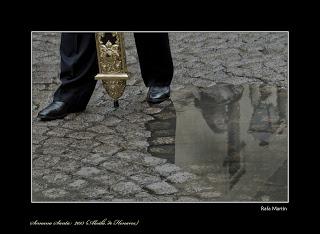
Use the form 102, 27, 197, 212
53, 33, 174, 107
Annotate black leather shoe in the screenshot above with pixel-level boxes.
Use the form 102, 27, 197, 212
37, 101, 85, 121
147, 86, 170, 104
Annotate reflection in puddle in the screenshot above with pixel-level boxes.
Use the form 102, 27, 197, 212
146, 83, 288, 201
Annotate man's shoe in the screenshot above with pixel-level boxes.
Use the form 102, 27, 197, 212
37, 101, 85, 121
147, 86, 170, 104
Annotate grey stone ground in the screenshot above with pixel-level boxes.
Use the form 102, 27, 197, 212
32, 32, 288, 202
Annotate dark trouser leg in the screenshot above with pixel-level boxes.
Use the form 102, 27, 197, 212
134, 33, 174, 87
53, 33, 98, 108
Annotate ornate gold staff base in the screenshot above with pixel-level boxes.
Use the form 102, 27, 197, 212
95, 74, 128, 108
95, 32, 129, 108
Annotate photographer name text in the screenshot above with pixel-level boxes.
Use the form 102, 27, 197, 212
261, 206, 287, 212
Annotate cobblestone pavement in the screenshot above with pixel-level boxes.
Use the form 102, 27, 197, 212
32, 32, 288, 202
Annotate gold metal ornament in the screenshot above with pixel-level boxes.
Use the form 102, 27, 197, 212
95, 32, 129, 108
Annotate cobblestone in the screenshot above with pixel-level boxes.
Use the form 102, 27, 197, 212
146, 181, 178, 195
199, 191, 222, 199
32, 168, 52, 178
86, 125, 115, 134
74, 113, 104, 123
33, 181, 48, 193
43, 173, 70, 185
68, 179, 88, 189
80, 153, 111, 166
134, 192, 158, 201
143, 156, 167, 167
130, 173, 162, 186
111, 182, 142, 196
32, 134, 48, 144
150, 137, 175, 145
115, 150, 147, 161
102, 116, 122, 126
176, 196, 200, 202
67, 131, 97, 140
43, 137, 75, 146
69, 139, 101, 150
184, 182, 215, 194
61, 121, 92, 130
46, 128, 73, 137
80, 187, 111, 199
154, 163, 182, 177
75, 167, 101, 177
53, 160, 81, 173
166, 172, 197, 184
33, 156, 61, 168
42, 188, 68, 199
93, 174, 125, 186
32, 126, 50, 135
92, 144, 122, 155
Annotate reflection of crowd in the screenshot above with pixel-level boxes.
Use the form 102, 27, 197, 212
194, 84, 287, 187
248, 85, 287, 146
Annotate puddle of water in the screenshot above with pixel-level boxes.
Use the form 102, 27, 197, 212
146, 83, 288, 201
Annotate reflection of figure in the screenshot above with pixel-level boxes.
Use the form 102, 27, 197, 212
194, 84, 245, 187
194, 85, 243, 133
225, 102, 241, 177
248, 85, 285, 146
277, 88, 288, 127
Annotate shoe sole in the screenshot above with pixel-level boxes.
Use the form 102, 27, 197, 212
37, 108, 85, 121
37, 113, 68, 121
